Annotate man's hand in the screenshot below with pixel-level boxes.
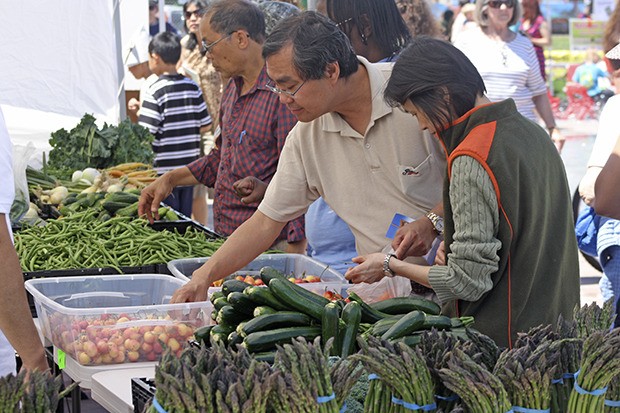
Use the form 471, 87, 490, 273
170, 277, 210, 303
232, 176, 268, 204
138, 174, 174, 223
344, 253, 386, 284
391, 219, 436, 259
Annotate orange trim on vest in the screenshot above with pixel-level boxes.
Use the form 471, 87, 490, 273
447, 119, 516, 349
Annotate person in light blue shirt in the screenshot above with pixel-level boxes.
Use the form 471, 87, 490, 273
572, 49, 614, 104
305, 198, 357, 274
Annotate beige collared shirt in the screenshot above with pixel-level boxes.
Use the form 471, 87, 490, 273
259, 57, 446, 256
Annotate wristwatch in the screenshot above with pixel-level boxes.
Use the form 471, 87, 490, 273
383, 253, 397, 278
425, 212, 444, 235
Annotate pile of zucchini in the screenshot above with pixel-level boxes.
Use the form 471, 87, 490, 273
194, 266, 474, 361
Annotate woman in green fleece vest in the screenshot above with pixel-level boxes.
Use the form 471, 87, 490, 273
344, 37, 580, 348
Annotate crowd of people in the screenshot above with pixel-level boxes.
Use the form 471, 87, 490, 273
2, 0, 620, 379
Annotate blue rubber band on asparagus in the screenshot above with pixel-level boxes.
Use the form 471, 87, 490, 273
152, 397, 168, 413
368, 373, 380, 380
573, 370, 608, 396
605, 399, 620, 407
391, 395, 437, 411
340, 402, 348, 413
317, 393, 336, 403
551, 378, 564, 384
434, 394, 460, 401
512, 406, 551, 412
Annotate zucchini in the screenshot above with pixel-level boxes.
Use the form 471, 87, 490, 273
211, 309, 218, 321
370, 314, 406, 337
393, 334, 423, 347
210, 324, 234, 344
236, 321, 248, 336
227, 291, 257, 315
216, 305, 251, 326
213, 296, 229, 311
243, 326, 322, 353
253, 351, 276, 364
105, 191, 140, 204
193, 325, 214, 346
210, 291, 225, 304
222, 279, 252, 297
253, 306, 277, 317
381, 310, 425, 340
421, 314, 452, 331
450, 316, 475, 329
347, 291, 390, 323
227, 331, 243, 347
371, 296, 441, 316
268, 278, 325, 320
115, 202, 139, 217
322, 302, 341, 356
259, 266, 287, 285
241, 311, 312, 336
244, 286, 291, 311
340, 301, 362, 358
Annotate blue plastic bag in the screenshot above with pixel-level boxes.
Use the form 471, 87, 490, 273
575, 206, 600, 257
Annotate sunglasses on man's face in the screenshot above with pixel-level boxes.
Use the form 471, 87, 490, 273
487, 0, 515, 8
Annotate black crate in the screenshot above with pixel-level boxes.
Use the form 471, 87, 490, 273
131, 377, 156, 413
149, 219, 222, 239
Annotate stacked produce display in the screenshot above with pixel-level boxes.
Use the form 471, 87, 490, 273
139, 271, 620, 413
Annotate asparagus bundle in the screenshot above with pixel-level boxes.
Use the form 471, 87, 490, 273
438, 348, 512, 413
351, 336, 435, 413
458, 328, 501, 371
0, 370, 76, 413
573, 299, 616, 339
493, 342, 555, 412
416, 328, 468, 411
152, 341, 275, 413
605, 375, 620, 413
271, 337, 358, 413
567, 329, 620, 413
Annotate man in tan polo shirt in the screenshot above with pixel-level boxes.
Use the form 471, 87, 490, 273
171, 11, 446, 304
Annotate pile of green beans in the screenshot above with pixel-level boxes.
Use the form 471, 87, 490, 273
15, 210, 225, 273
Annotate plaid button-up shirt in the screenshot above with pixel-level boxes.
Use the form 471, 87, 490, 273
187, 66, 304, 243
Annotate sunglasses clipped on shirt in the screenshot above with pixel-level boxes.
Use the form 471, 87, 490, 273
487, 0, 515, 8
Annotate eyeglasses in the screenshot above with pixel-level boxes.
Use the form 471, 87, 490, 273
184, 9, 204, 20
201, 33, 232, 54
335, 17, 353, 30
487, 0, 515, 8
265, 79, 307, 98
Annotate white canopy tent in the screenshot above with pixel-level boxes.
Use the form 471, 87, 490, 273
0, 0, 148, 152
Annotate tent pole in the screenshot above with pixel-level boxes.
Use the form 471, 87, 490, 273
113, 0, 127, 122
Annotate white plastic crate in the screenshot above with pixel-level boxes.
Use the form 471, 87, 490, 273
168, 254, 347, 296
25, 274, 213, 366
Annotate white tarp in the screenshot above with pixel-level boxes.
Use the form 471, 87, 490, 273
0, 1, 119, 122
0, 0, 148, 152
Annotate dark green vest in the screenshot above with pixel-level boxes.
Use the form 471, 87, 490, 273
439, 99, 580, 348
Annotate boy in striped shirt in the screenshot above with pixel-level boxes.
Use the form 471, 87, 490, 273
139, 31, 212, 217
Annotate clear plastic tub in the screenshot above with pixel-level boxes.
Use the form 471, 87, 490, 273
25, 274, 213, 366
167, 254, 347, 297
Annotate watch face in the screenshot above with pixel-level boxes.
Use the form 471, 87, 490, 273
435, 218, 444, 232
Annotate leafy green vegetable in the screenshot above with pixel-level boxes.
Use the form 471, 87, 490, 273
47, 114, 154, 179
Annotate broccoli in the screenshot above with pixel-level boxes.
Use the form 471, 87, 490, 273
344, 363, 369, 412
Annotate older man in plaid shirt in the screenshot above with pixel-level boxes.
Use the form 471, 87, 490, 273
139, 0, 305, 252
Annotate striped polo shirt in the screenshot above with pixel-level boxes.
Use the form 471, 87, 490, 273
139, 74, 212, 175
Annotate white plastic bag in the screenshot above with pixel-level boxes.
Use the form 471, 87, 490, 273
346, 275, 412, 304
9, 143, 35, 224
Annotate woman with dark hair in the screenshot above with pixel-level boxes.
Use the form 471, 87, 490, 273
519, 0, 550, 80
179, 0, 223, 225
345, 37, 580, 347
323, 0, 411, 63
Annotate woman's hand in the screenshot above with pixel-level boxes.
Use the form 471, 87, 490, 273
345, 253, 386, 284
435, 241, 446, 265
